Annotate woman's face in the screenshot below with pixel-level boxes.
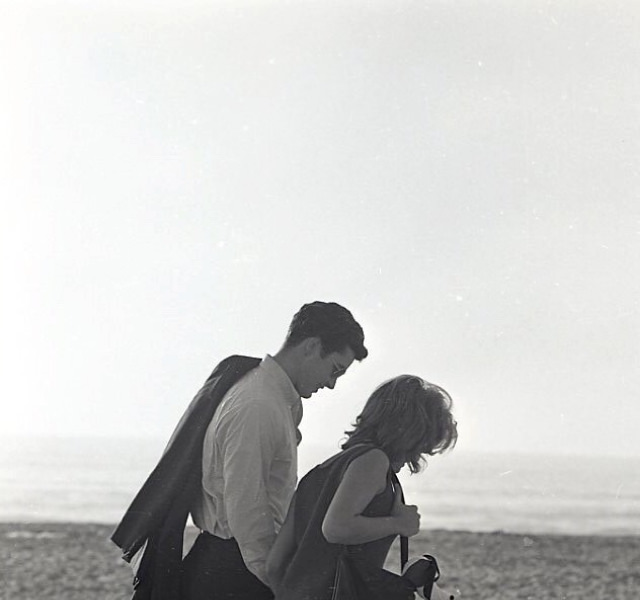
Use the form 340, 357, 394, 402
390, 446, 427, 473
389, 450, 414, 473
390, 459, 405, 473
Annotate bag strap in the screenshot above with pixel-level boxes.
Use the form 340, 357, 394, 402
391, 472, 409, 570
400, 536, 409, 570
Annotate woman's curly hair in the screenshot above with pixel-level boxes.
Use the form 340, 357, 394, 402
342, 375, 458, 473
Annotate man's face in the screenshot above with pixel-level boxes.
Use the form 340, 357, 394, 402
298, 344, 356, 399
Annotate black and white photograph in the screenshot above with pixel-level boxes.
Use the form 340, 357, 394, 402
2, 1, 639, 599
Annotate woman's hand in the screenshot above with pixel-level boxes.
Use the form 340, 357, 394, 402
390, 491, 421, 537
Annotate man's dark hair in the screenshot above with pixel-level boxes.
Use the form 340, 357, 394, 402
284, 301, 368, 360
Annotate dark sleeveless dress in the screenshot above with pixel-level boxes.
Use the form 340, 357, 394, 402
276, 445, 408, 600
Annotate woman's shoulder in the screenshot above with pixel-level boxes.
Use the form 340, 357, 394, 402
317, 444, 389, 470
349, 447, 390, 470
296, 447, 389, 504
331, 447, 390, 499
305, 446, 390, 489
343, 447, 390, 488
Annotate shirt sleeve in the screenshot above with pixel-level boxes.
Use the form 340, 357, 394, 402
216, 399, 280, 585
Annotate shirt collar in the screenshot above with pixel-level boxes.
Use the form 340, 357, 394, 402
261, 354, 301, 409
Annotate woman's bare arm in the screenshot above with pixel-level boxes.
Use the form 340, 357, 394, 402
322, 449, 420, 545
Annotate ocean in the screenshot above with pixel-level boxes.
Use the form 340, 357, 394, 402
1, 435, 639, 536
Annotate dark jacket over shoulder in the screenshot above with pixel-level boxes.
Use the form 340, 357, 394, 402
111, 355, 261, 600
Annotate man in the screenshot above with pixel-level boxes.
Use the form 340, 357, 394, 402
111, 301, 367, 600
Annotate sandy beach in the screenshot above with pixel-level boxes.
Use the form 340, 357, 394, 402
2, 522, 639, 600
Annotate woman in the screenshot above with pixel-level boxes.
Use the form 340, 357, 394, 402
266, 375, 458, 600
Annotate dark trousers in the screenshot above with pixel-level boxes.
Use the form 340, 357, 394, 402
181, 532, 274, 600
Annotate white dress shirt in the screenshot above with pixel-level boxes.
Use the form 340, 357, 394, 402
191, 355, 302, 585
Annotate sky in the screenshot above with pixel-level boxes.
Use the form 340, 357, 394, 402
1, 0, 639, 459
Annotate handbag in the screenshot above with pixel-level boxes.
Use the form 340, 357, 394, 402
331, 549, 415, 600
331, 547, 454, 600
402, 554, 455, 600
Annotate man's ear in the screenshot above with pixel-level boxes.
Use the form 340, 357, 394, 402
302, 336, 322, 357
